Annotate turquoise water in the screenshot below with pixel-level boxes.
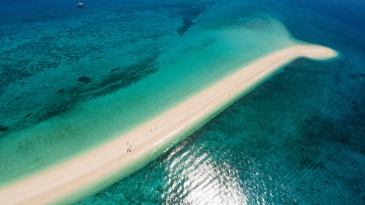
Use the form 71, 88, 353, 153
1, 0, 297, 185
1, 0, 364, 204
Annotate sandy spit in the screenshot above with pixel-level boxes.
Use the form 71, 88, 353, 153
0, 45, 338, 204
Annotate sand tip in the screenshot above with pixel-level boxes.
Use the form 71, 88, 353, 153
298, 44, 340, 61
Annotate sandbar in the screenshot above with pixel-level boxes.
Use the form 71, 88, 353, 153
0, 45, 338, 204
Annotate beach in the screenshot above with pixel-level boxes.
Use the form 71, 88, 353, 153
0, 44, 338, 204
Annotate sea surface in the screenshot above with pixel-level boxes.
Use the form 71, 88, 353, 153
0, 0, 364, 204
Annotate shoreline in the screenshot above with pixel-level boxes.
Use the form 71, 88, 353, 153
0, 45, 338, 204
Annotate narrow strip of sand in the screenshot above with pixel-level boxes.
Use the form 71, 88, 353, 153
0, 45, 338, 204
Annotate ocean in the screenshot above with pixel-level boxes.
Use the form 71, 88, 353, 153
0, 0, 364, 204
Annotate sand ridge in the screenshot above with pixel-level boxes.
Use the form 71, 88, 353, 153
0, 45, 338, 204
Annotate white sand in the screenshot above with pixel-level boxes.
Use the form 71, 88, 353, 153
0, 45, 338, 204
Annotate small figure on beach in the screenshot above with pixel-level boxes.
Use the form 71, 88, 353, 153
129, 145, 132, 152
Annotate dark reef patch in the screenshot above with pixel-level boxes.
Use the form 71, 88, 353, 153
24, 113, 31, 119
0, 126, 9, 132
77, 76, 92, 85
110, 67, 121, 73
57, 89, 65, 94
176, 2, 215, 35
177, 18, 197, 36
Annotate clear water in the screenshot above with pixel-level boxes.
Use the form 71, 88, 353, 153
1, 0, 364, 204
0, 0, 297, 185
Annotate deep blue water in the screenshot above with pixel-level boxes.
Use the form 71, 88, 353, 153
1, 0, 364, 204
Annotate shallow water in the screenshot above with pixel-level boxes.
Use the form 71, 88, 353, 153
0, 0, 297, 185
1, 0, 364, 204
